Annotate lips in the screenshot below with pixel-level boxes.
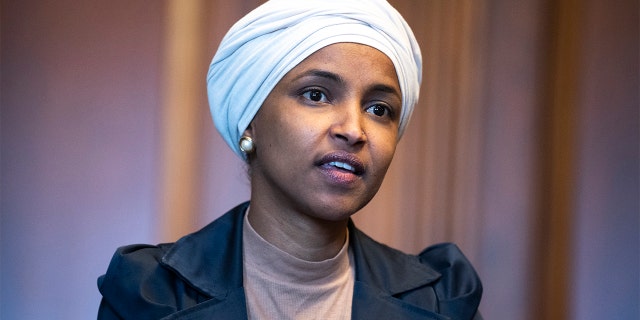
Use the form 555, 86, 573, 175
316, 152, 366, 180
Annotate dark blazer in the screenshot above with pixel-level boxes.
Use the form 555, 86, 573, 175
98, 202, 482, 319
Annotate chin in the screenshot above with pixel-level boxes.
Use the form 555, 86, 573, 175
309, 196, 373, 222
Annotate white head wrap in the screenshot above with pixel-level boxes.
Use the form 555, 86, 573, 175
207, 0, 422, 158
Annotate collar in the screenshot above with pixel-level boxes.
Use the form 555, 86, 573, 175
159, 202, 442, 300
159, 202, 249, 299
348, 219, 442, 295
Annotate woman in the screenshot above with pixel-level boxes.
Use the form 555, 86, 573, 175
97, 0, 483, 319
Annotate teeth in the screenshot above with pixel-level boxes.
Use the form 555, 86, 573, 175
328, 161, 355, 172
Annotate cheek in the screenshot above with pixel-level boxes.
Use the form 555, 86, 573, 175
373, 128, 399, 155
282, 111, 327, 141
380, 145, 397, 170
258, 115, 317, 155
370, 135, 398, 172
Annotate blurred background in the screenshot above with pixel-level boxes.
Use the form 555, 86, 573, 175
1, 0, 638, 319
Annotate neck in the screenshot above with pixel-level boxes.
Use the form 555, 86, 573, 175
246, 204, 348, 262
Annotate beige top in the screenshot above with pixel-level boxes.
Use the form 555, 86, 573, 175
242, 213, 354, 319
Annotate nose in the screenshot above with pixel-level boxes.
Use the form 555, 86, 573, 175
330, 103, 366, 146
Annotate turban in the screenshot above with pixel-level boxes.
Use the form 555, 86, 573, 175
207, 0, 422, 159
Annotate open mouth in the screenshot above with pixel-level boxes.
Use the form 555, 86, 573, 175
327, 161, 357, 173
317, 152, 365, 176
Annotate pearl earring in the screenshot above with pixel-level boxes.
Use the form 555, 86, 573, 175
239, 136, 255, 154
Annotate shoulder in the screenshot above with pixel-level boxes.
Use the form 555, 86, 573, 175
350, 224, 482, 319
97, 203, 249, 319
97, 243, 195, 319
99, 243, 171, 285
418, 243, 483, 319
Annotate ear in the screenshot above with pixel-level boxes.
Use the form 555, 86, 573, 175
242, 122, 255, 139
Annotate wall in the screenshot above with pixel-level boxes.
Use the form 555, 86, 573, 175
2, 1, 164, 318
572, 0, 638, 318
1, 0, 638, 319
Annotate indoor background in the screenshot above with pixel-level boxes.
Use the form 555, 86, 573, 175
1, 0, 638, 319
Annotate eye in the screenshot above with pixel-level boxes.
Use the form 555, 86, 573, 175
366, 104, 392, 118
302, 89, 329, 103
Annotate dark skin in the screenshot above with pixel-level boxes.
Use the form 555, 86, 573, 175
243, 43, 402, 261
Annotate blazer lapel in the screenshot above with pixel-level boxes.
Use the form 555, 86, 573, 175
349, 220, 445, 319
161, 288, 248, 320
160, 202, 250, 319
351, 282, 450, 320
156, 205, 451, 319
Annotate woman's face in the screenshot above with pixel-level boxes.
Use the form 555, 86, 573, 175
246, 43, 402, 222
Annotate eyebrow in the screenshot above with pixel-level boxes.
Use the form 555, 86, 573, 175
293, 69, 401, 98
292, 69, 346, 85
370, 84, 401, 98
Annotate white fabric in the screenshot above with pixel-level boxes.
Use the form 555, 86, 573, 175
207, 0, 423, 158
